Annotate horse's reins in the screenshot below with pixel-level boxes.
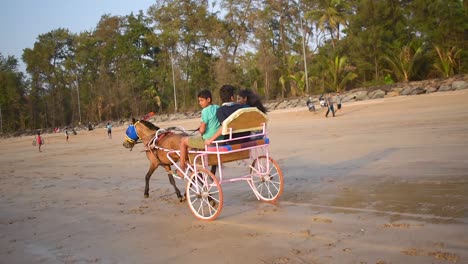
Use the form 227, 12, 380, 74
147, 126, 198, 152
148, 129, 174, 149
165, 126, 199, 136
126, 122, 197, 159
148, 128, 196, 165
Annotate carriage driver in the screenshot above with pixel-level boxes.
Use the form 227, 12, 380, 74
177, 90, 222, 178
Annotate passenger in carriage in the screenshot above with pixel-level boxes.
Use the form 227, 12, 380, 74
177, 89, 222, 178
238, 88, 268, 139
205, 84, 250, 145
237, 89, 268, 114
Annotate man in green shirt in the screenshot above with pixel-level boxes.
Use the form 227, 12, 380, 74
177, 90, 220, 178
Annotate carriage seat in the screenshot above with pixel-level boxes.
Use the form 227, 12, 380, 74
189, 107, 269, 165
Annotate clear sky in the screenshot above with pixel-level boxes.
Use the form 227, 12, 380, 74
0, 0, 155, 71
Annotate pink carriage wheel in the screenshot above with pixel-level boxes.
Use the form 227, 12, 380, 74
250, 156, 284, 202
186, 167, 223, 221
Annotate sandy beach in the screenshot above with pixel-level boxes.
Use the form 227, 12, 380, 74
1, 90, 467, 264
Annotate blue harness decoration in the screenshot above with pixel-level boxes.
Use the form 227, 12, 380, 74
125, 122, 140, 143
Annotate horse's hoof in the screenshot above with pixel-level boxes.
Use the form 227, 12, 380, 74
179, 196, 186, 202
144, 194, 149, 198
209, 200, 218, 208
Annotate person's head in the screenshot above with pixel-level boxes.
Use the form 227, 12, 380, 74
219, 84, 236, 103
238, 88, 267, 113
37, 131, 40, 136
197, 89, 213, 108
337, 92, 340, 95
237, 89, 252, 105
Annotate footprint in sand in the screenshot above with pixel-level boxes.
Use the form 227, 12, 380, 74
401, 248, 421, 256
384, 223, 410, 228
383, 223, 424, 228
433, 242, 445, 248
127, 208, 145, 214
275, 256, 290, 263
401, 248, 459, 262
313, 217, 333, 223
427, 251, 459, 263
291, 249, 301, 255
300, 229, 315, 237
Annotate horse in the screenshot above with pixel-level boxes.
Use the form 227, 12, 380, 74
122, 118, 216, 201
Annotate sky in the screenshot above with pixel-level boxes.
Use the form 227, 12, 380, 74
0, 0, 156, 72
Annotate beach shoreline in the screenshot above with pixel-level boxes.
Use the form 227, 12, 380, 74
1, 89, 467, 263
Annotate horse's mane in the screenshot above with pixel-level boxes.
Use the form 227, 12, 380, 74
139, 120, 160, 131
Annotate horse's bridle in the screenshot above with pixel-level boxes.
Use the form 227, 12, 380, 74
125, 121, 141, 145
125, 121, 155, 150
125, 122, 172, 156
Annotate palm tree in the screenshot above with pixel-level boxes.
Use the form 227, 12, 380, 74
433, 46, 462, 78
324, 55, 357, 92
288, 71, 306, 97
384, 42, 423, 82
306, 0, 349, 48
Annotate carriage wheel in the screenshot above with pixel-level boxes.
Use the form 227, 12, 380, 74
32, 140, 37, 146
250, 156, 284, 202
186, 168, 223, 221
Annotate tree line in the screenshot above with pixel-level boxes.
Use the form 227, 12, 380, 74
0, 0, 466, 132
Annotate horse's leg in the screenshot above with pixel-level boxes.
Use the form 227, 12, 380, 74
144, 162, 158, 198
210, 165, 217, 175
163, 165, 184, 202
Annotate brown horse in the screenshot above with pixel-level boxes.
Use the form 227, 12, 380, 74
122, 119, 216, 201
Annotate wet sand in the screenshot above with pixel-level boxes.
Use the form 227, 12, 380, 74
1, 90, 467, 263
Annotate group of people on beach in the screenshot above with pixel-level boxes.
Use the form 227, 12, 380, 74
35, 86, 340, 156
308, 92, 342, 118
176, 85, 267, 178
34, 122, 113, 152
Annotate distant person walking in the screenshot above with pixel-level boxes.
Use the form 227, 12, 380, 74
65, 128, 69, 142
36, 131, 43, 152
306, 97, 315, 112
325, 93, 335, 118
106, 122, 112, 139
335, 92, 342, 113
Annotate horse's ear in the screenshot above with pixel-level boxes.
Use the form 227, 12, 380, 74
132, 118, 137, 124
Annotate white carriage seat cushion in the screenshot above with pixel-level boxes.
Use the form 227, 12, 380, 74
221, 107, 268, 135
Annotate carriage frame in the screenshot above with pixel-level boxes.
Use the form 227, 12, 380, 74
163, 108, 284, 221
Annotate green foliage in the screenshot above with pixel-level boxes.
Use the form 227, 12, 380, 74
384, 74, 394, 85
384, 41, 424, 82
324, 55, 357, 92
2, 0, 466, 132
433, 46, 462, 78
0, 54, 27, 132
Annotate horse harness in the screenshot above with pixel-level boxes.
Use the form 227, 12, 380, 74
146, 129, 175, 163
126, 121, 190, 164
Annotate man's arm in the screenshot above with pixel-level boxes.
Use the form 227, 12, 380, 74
205, 127, 222, 145
198, 122, 207, 135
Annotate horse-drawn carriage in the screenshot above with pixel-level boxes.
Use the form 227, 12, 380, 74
123, 107, 284, 221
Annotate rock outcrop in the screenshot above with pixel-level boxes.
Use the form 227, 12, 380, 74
260, 74, 468, 111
